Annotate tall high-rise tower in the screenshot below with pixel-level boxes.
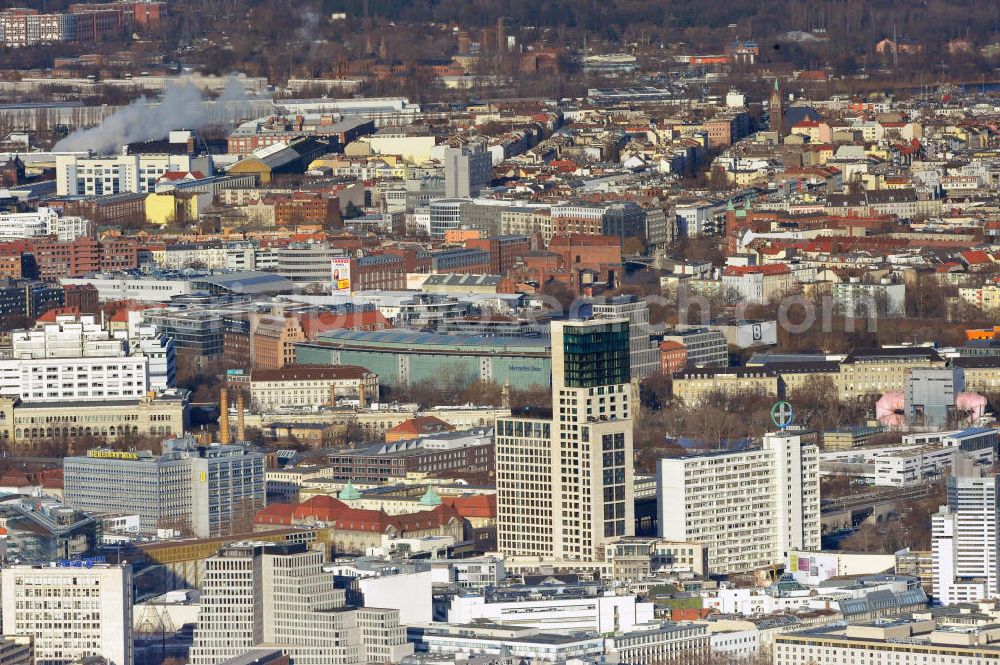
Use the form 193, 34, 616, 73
770, 79, 783, 137
932, 453, 1000, 605
497, 318, 634, 565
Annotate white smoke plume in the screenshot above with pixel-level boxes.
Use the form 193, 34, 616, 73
54, 77, 258, 155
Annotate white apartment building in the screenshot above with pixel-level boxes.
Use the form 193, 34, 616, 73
593, 295, 660, 379
55, 154, 212, 196
721, 264, 794, 304
932, 454, 1000, 605
447, 588, 654, 633
656, 430, 821, 574
190, 543, 412, 665
496, 319, 634, 567
832, 279, 906, 317
0, 208, 90, 241
158, 243, 257, 271
0, 562, 133, 665
0, 314, 174, 403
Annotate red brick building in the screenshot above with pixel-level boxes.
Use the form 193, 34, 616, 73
465, 234, 531, 275
23, 237, 138, 280
659, 340, 687, 374
272, 192, 342, 229
64, 284, 99, 315
351, 253, 406, 291
548, 233, 623, 290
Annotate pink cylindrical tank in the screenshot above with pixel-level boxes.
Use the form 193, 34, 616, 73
876, 391, 905, 428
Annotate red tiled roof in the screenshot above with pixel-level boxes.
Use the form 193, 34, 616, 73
254, 495, 462, 533
441, 494, 496, 519
36, 307, 80, 322
961, 250, 992, 265
39, 468, 63, 489
386, 416, 454, 439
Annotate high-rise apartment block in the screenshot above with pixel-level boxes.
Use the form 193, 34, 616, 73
932, 453, 1000, 605
63, 436, 264, 538
0, 561, 133, 665
190, 543, 412, 665
656, 429, 821, 574
497, 318, 634, 566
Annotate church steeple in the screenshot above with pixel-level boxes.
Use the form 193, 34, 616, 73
770, 79, 783, 138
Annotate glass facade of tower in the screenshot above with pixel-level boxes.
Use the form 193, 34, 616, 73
560, 322, 631, 388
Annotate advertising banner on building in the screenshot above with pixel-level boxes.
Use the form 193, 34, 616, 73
331, 257, 351, 292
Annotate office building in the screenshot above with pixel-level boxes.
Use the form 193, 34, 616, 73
0, 207, 90, 241
143, 308, 225, 358
660, 327, 728, 368
327, 427, 494, 482
593, 295, 659, 379
656, 429, 821, 574
932, 453, 1000, 605
0, 561, 132, 665
444, 144, 492, 198
274, 242, 344, 284
670, 367, 780, 406
407, 624, 604, 663
496, 318, 634, 566
63, 436, 264, 538
189, 542, 412, 665
429, 198, 470, 240
0, 279, 65, 327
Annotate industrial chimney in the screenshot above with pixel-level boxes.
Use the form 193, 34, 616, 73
236, 391, 246, 442
219, 387, 231, 444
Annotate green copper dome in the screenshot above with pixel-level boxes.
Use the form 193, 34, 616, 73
339, 481, 361, 501
419, 485, 442, 506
